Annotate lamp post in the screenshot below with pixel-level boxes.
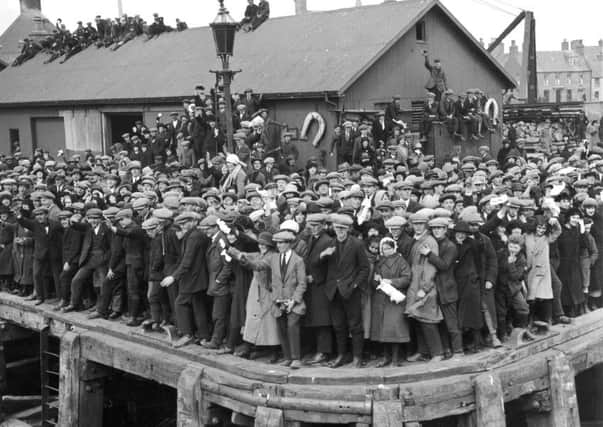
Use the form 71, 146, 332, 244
210, 0, 240, 153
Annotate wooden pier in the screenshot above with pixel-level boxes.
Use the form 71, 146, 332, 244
0, 292, 599, 426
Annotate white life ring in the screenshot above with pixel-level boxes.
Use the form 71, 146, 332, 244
484, 98, 499, 124
300, 112, 326, 147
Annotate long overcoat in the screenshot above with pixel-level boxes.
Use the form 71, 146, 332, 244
303, 231, 333, 327
454, 239, 483, 329
12, 224, 33, 285
240, 251, 280, 346
405, 233, 442, 324
370, 252, 412, 343
558, 225, 586, 307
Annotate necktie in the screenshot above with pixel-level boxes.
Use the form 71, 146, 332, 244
280, 254, 286, 274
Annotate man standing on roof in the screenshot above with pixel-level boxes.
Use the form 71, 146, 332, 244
423, 50, 447, 102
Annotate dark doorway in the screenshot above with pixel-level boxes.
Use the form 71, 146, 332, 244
107, 113, 143, 149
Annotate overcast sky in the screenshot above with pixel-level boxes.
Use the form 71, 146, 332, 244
1, 0, 602, 52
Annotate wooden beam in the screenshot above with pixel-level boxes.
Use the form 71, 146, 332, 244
254, 406, 284, 427
373, 401, 403, 427
0, 322, 35, 342
487, 11, 526, 52
57, 332, 81, 427
474, 373, 505, 427
176, 364, 204, 427
526, 354, 580, 427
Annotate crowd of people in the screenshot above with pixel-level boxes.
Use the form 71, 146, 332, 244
0, 89, 601, 369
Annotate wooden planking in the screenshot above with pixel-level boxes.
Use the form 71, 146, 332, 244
474, 373, 505, 427
547, 355, 580, 427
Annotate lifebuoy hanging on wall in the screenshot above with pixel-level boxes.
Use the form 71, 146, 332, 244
300, 112, 326, 147
484, 98, 499, 125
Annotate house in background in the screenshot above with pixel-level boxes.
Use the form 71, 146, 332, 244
0, 0, 55, 71
0, 0, 514, 165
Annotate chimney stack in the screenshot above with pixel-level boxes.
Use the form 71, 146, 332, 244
561, 39, 569, 51
356, 0, 362, 6
20, 0, 41, 13
294, 0, 307, 15
509, 40, 519, 57
570, 39, 584, 56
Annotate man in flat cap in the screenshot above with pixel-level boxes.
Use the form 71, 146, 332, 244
16, 206, 63, 305
161, 212, 211, 348
303, 213, 334, 365
64, 208, 112, 313
321, 214, 369, 368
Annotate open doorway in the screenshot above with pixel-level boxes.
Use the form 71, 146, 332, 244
106, 112, 143, 150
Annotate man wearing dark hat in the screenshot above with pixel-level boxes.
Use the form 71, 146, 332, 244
16, 206, 63, 305
321, 214, 369, 368
423, 51, 447, 102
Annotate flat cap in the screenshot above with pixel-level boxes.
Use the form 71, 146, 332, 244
132, 198, 150, 209
33, 207, 49, 215
115, 209, 133, 220
384, 216, 406, 228
153, 208, 173, 220
86, 208, 103, 218
199, 215, 219, 227
142, 217, 161, 230
272, 230, 296, 242
102, 207, 120, 218
330, 213, 353, 227
174, 211, 201, 224
306, 213, 327, 223
428, 217, 449, 228
58, 210, 73, 219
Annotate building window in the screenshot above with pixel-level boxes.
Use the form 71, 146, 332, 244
567, 89, 572, 101
544, 79, 549, 86
567, 78, 572, 85
9, 129, 19, 154
543, 90, 550, 101
596, 78, 601, 88
415, 20, 426, 42
595, 91, 600, 100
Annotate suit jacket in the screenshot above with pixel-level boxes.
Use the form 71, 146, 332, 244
62, 227, 83, 267
427, 237, 459, 305
115, 223, 147, 267
206, 233, 233, 297
172, 229, 210, 294
17, 217, 63, 262
324, 236, 370, 300
267, 251, 306, 317
372, 119, 390, 143
72, 222, 112, 266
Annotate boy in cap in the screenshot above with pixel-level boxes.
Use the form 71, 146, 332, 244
54, 210, 83, 311
109, 209, 147, 326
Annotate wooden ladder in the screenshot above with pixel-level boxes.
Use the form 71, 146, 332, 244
40, 323, 59, 426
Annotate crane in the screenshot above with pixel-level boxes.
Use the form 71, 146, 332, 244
487, 10, 537, 103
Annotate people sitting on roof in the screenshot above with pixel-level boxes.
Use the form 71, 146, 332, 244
12, 38, 42, 66
11, 13, 185, 66
238, 0, 258, 32
250, 0, 270, 31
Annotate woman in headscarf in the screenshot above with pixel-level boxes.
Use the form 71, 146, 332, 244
370, 237, 411, 366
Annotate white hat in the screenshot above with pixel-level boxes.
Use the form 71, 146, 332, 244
280, 219, 300, 234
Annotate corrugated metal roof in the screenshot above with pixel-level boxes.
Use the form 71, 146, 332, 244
0, 0, 513, 105
0, 9, 55, 66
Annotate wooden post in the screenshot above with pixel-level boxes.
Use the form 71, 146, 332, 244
57, 332, 81, 427
473, 373, 505, 427
78, 361, 107, 427
373, 401, 403, 426
526, 354, 580, 427
177, 364, 205, 427
254, 406, 284, 427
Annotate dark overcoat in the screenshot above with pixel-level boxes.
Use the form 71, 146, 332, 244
454, 239, 483, 330
303, 231, 333, 327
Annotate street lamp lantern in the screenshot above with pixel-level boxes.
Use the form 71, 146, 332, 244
210, 0, 237, 58
209, 0, 240, 153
